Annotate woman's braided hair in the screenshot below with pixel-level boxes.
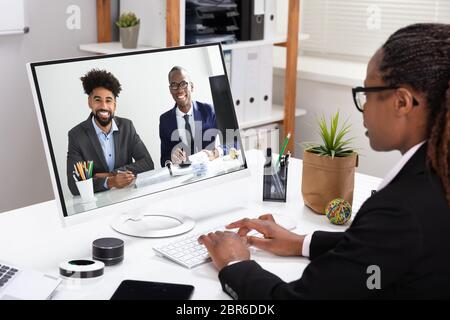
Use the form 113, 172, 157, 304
379, 23, 450, 206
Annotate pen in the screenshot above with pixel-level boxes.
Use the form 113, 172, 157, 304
88, 161, 93, 179
277, 132, 291, 166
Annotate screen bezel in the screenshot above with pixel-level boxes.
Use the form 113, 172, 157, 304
27, 42, 247, 219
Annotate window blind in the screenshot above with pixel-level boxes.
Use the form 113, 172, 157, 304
301, 0, 450, 59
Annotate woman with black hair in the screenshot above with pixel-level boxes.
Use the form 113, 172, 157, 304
199, 23, 450, 299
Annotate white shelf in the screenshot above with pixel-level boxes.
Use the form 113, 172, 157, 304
273, 47, 366, 87
79, 42, 157, 55
221, 33, 309, 51
79, 34, 310, 55
240, 104, 306, 130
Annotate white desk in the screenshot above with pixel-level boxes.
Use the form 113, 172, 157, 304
0, 150, 381, 300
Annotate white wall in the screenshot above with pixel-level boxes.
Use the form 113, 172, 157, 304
0, 0, 112, 213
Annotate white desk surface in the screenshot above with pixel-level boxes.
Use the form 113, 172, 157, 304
0, 150, 381, 300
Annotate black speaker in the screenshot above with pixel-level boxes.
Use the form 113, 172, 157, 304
92, 237, 124, 266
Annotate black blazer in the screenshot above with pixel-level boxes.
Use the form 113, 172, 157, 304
159, 101, 217, 167
67, 115, 154, 195
219, 144, 450, 299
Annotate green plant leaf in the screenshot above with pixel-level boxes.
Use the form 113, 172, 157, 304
329, 111, 339, 150
318, 116, 331, 151
308, 111, 356, 157
117, 12, 140, 28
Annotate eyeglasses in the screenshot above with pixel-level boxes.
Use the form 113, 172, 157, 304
352, 86, 419, 112
169, 80, 190, 91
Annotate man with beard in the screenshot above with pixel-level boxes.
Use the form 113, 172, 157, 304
67, 69, 154, 195
159, 66, 218, 167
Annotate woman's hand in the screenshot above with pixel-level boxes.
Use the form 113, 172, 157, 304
198, 231, 250, 271
227, 214, 305, 257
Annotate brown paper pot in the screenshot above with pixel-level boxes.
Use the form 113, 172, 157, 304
119, 24, 140, 49
301, 151, 358, 214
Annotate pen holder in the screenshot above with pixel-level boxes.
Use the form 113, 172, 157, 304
263, 162, 288, 202
76, 178, 96, 203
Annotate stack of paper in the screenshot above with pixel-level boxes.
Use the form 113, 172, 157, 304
135, 169, 171, 188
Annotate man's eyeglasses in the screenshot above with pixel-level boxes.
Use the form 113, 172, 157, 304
352, 86, 419, 112
169, 80, 190, 91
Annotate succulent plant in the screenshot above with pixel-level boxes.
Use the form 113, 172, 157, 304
116, 12, 140, 28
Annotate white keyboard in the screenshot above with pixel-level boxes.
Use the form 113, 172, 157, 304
153, 215, 297, 269
153, 228, 222, 269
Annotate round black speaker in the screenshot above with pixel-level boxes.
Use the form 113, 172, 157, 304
92, 237, 124, 266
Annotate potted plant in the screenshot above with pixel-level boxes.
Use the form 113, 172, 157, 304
301, 111, 358, 214
116, 12, 140, 49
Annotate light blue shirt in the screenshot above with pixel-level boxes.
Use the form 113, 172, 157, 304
91, 117, 119, 188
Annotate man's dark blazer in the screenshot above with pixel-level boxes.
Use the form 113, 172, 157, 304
67, 115, 154, 195
219, 144, 450, 299
159, 101, 217, 167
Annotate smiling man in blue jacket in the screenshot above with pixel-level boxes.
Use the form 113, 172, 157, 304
159, 66, 218, 168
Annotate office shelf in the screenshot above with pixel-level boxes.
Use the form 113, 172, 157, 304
79, 42, 156, 55
222, 34, 308, 51
79, 34, 309, 55
240, 104, 306, 130
93, 0, 302, 151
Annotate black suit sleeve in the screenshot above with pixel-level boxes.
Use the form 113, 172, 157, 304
115, 121, 154, 174
159, 116, 170, 167
310, 231, 345, 260
219, 206, 421, 299
67, 129, 107, 195
204, 107, 217, 151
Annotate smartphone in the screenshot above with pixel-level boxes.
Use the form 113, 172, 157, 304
110, 280, 194, 300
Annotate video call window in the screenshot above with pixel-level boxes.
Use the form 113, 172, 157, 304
29, 44, 246, 217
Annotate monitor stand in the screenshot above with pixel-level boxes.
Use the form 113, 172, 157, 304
110, 211, 195, 238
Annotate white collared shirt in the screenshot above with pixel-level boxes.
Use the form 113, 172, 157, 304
175, 103, 195, 147
301, 140, 427, 258
91, 116, 119, 173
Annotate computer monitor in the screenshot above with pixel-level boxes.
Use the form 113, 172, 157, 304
27, 43, 249, 237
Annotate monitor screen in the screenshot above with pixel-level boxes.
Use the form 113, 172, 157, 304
28, 43, 247, 223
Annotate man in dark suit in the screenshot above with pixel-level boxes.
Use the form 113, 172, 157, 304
198, 23, 450, 299
67, 69, 154, 195
159, 66, 218, 168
